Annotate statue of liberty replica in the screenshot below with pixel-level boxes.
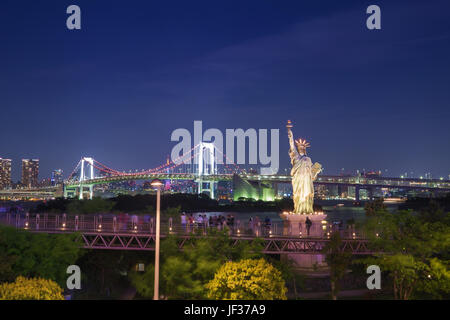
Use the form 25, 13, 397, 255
287, 120, 322, 214
281, 120, 327, 269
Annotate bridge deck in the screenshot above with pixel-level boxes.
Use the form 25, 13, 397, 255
0, 213, 373, 255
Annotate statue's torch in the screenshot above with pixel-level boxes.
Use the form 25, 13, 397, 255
286, 120, 293, 130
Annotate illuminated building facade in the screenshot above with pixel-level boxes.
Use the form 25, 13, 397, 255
232, 174, 275, 201
0, 158, 12, 189
22, 159, 39, 188
51, 169, 63, 185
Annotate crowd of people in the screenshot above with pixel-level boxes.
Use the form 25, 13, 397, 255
179, 212, 278, 236
180, 213, 238, 230
106, 212, 319, 237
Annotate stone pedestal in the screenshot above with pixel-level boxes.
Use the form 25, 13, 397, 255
280, 213, 328, 270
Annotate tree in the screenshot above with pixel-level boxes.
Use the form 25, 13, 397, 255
418, 258, 450, 299
361, 199, 450, 299
323, 232, 352, 300
205, 258, 287, 300
0, 249, 16, 283
0, 225, 83, 286
368, 254, 426, 300
77, 250, 148, 299
0, 276, 64, 300
364, 198, 387, 217
67, 197, 114, 214
130, 231, 265, 299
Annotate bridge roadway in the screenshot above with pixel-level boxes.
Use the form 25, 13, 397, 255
0, 213, 372, 255
63, 173, 450, 190
1, 175, 449, 199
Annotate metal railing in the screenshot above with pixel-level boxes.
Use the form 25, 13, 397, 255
0, 212, 365, 239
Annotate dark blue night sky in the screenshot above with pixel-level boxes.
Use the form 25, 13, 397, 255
1, 0, 449, 181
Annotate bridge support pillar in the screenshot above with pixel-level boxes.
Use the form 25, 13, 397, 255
368, 187, 374, 200
78, 184, 94, 200
355, 186, 360, 202
197, 179, 216, 199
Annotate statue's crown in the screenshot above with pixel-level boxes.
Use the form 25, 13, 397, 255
295, 139, 310, 149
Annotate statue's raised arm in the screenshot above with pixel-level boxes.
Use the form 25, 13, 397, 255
287, 120, 299, 159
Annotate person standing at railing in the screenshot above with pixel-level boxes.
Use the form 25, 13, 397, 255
254, 216, 260, 236
188, 214, 194, 231
209, 215, 213, 228
124, 214, 130, 231
202, 215, 208, 228
143, 214, 150, 230
305, 216, 312, 236
264, 216, 271, 236
131, 214, 137, 230
181, 212, 186, 232
196, 215, 203, 227
118, 213, 124, 231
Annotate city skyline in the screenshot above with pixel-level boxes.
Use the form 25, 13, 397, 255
0, 153, 447, 185
1, 1, 450, 182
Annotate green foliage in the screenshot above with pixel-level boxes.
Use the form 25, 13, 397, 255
0, 276, 64, 300
366, 254, 426, 300
130, 231, 265, 299
67, 197, 114, 214
76, 250, 148, 299
361, 199, 450, 300
0, 225, 83, 286
128, 264, 155, 299
364, 198, 388, 217
417, 258, 450, 299
418, 200, 447, 223
0, 249, 15, 283
163, 206, 182, 219
267, 257, 305, 298
363, 209, 449, 259
205, 258, 287, 300
323, 232, 352, 300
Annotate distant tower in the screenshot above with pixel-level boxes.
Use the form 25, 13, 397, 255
0, 158, 12, 189
51, 169, 64, 186
22, 159, 39, 188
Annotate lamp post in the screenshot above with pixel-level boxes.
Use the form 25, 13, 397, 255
151, 179, 163, 300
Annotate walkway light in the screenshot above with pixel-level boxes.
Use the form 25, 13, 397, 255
151, 178, 163, 301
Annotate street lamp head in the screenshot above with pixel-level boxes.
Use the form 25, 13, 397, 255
150, 179, 163, 188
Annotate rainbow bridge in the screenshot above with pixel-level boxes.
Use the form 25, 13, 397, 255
1, 143, 449, 200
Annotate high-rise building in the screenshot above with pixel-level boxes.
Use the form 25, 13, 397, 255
51, 169, 63, 186
22, 159, 39, 188
0, 158, 12, 189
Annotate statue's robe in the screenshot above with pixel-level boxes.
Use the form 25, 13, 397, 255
291, 154, 315, 214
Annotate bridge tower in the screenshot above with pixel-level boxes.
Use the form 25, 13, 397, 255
64, 157, 96, 200
78, 157, 95, 200
195, 142, 217, 199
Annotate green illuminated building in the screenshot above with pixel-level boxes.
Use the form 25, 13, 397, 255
232, 174, 275, 201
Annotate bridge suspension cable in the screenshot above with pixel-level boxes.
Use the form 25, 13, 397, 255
65, 142, 245, 183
